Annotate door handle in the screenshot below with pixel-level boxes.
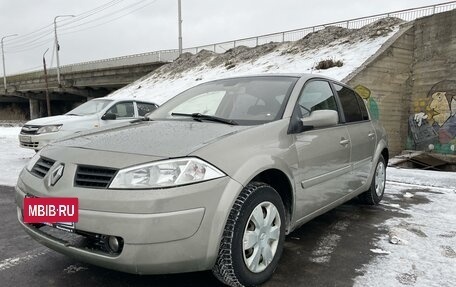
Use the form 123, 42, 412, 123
368, 132, 375, 139
339, 138, 350, 146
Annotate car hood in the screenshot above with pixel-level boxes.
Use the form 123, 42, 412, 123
25, 115, 88, 126
53, 120, 250, 157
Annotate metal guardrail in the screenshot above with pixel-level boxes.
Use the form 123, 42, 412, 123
58, 49, 179, 73
7, 1, 456, 80
6, 49, 179, 82
183, 1, 456, 54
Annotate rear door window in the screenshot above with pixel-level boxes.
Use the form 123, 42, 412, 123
355, 93, 370, 121
137, 102, 158, 116
334, 84, 363, 123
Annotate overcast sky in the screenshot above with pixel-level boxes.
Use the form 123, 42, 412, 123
0, 0, 448, 75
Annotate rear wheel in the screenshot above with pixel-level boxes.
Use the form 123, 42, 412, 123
213, 182, 286, 287
359, 155, 386, 205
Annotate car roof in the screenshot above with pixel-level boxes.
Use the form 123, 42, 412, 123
91, 97, 157, 105
202, 73, 340, 83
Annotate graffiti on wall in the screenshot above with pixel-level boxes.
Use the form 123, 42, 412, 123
408, 80, 456, 154
354, 85, 380, 120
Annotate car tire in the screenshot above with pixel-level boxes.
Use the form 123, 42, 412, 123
212, 182, 286, 287
358, 155, 386, 205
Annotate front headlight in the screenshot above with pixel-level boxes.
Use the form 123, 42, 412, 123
26, 151, 41, 172
37, 125, 62, 134
109, 157, 225, 189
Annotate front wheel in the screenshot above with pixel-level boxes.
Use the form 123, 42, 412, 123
213, 182, 286, 287
359, 155, 386, 205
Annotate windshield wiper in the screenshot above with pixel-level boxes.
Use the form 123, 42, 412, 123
171, 112, 238, 125
66, 113, 81, 116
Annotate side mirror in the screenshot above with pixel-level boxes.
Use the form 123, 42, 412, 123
301, 110, 338, 129
101, 113, 117, 120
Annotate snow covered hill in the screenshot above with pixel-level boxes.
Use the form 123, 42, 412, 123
110, 18, 403, 104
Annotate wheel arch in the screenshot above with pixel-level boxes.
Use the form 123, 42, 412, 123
381, 147, 389, 166
365, 139, 389, 189
250, 168, 294, 233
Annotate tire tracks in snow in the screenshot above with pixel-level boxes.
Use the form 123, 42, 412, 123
309, 215, 358, 264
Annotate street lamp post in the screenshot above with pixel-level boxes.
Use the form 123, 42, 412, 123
1, 34, 18, 92
54, 15, 75, 86
178, 0, 182, 55
43, 48, 51, 116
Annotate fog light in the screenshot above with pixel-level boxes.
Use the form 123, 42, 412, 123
107, 236, 120, 253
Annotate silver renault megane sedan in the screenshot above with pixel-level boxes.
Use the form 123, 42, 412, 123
16, 74, 388, 287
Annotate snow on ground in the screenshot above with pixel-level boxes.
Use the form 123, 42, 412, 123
354, 167, 456, 287
386, 167, 455, 189
0, 127, 34, 186
109, 24, 400, 105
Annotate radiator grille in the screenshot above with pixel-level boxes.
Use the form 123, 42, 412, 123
20, 141, 39, 149
31, 157, 55, 178
74, 165, 118, 189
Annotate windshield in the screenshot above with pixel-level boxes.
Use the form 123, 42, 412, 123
150, 76, 298, 125
67, 99, 113, 116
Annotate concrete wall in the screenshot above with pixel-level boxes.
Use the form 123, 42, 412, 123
346, 27, 415, 155
408, 9, 456, 155
347, 9, 456, 156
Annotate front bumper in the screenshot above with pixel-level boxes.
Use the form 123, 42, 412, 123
19, 131, 71, 150
16, 169, 243, 274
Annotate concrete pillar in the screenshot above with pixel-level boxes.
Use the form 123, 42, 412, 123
29, 99, 39, 120
39, 101, 46, 117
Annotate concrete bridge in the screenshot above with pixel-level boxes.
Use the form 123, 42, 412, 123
0, 50, 178, 118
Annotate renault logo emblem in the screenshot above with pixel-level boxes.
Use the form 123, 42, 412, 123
48, 164, 64, 187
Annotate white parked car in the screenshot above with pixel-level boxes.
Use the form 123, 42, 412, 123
19, 97, 158, 151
